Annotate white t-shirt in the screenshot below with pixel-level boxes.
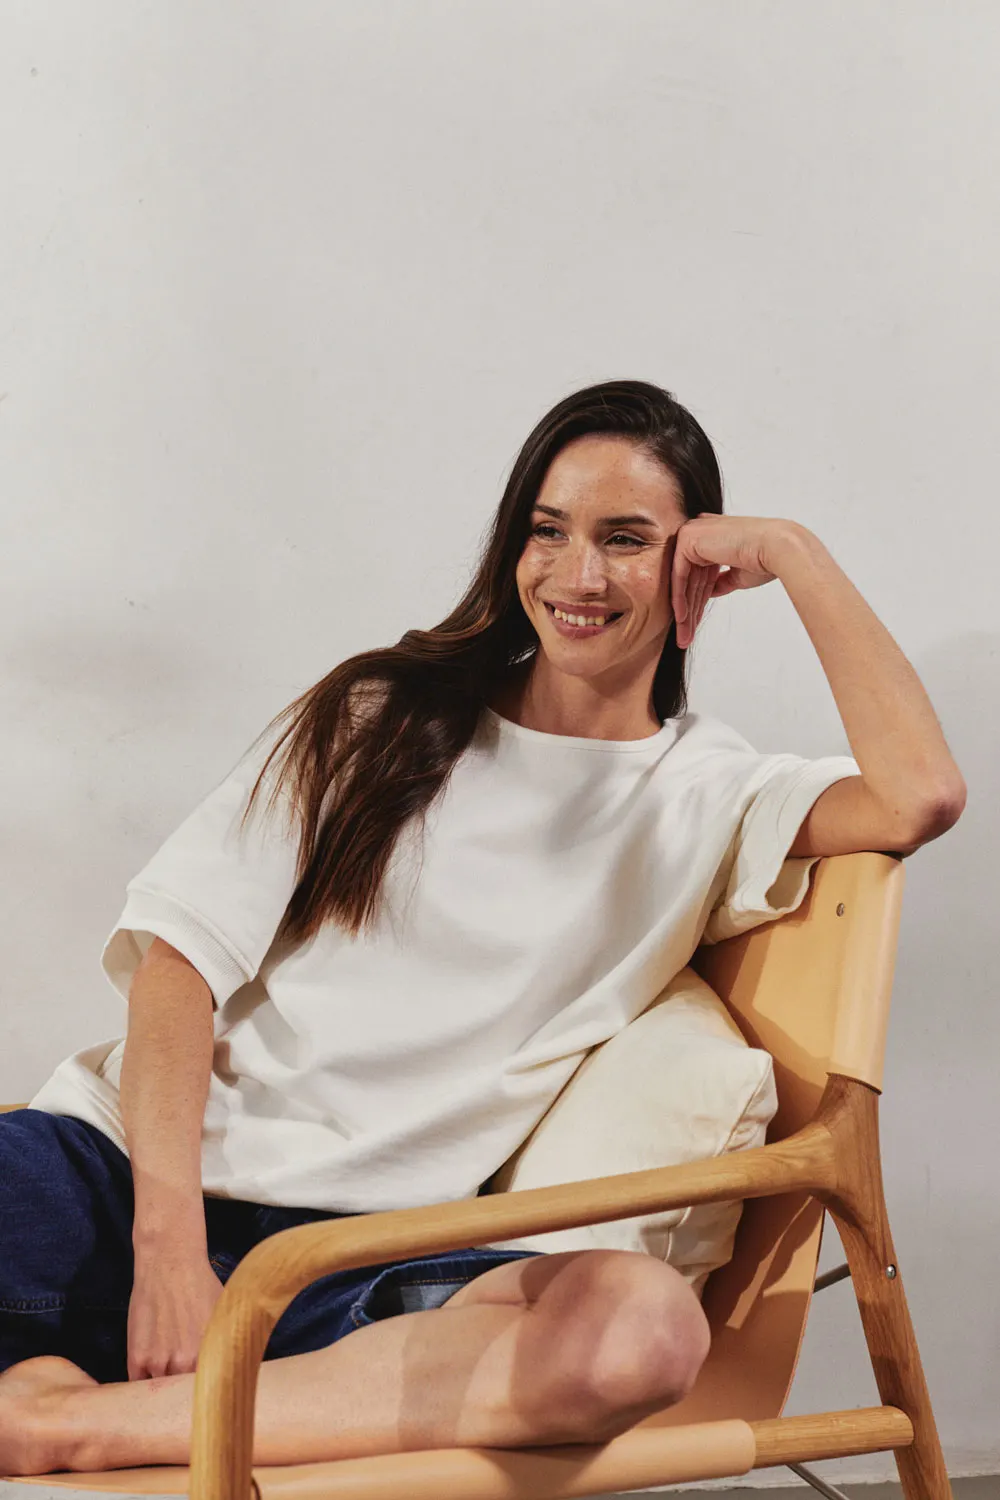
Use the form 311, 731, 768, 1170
29, 706, 859, 1219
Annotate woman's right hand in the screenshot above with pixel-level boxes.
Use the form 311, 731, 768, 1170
127, 1243, 226, 1380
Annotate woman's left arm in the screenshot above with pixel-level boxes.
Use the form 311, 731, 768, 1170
674, 517, 968, 857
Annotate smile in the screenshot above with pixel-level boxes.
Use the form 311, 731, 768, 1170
543, 602, 624, 637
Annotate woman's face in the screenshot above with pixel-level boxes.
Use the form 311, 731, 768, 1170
515, 435, 689, 682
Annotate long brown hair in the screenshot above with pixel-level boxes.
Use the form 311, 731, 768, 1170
244, 379, 725, 942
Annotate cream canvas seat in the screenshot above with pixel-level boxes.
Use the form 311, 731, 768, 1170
2, 850, 953, 1499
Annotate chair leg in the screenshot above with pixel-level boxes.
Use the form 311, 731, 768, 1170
821, 1074, 952, 1500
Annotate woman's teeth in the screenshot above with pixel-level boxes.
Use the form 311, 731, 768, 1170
551, 607, 618, 627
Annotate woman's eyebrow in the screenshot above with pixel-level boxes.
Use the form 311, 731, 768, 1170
533, 503, 660, 529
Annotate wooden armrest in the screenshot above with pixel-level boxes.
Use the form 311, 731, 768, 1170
224, 1116, 837, 1320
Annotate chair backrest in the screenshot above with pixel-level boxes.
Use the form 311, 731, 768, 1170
644, 849, 905, 1428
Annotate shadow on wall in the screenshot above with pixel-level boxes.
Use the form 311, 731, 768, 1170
886, 627, 1000, 1324
896, 629, 996, 1022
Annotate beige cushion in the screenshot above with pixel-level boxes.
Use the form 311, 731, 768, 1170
487, 966, 777, 1294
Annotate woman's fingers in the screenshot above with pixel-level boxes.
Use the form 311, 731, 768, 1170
672, 536, 727, 645
684, 565, 716, 644
692, 569, 712, 631
699, 564, 723, 622
672, 542, 692, 624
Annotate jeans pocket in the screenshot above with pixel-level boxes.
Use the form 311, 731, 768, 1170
398, 1279, 468, 1313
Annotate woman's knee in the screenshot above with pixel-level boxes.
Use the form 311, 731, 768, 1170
529, 1250, 710, 1438
595, 1257, 710, 1415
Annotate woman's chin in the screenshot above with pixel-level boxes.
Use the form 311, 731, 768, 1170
536, 644, 623, 678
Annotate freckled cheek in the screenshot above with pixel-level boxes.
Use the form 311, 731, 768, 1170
615, 556, 671, 617
516, 556, 546, 603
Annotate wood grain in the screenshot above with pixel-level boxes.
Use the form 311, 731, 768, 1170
820, 1074, 954, 1500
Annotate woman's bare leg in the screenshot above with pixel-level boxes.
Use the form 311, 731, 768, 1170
0, 1249, 709, 1477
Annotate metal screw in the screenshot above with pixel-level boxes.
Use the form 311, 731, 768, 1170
836, 903, 845, 916
886, 1264, 897, 1279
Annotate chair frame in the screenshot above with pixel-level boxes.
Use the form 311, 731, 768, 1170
3, 850, 953, 1500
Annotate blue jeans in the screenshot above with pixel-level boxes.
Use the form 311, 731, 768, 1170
0, 1109, 541, 1384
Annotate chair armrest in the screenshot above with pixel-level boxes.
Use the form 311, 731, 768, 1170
231, 1117, 837, 1316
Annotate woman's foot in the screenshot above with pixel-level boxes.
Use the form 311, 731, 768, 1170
0, 1356, 99, 1477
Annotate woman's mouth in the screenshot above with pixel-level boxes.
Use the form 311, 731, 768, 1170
543, 602, 625, 638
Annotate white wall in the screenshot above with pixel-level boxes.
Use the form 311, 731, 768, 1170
2, 1, 997, 1481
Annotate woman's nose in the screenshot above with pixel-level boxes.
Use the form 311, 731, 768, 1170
560, 539, 610, 589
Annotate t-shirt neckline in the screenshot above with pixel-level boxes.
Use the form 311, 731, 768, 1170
482, 705, 676, 753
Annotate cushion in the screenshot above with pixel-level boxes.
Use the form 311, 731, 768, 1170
486, 966, 778, 1294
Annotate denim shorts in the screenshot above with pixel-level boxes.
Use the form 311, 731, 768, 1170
0, 1109, 542, 1384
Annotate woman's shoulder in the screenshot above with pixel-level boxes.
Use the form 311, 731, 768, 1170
670, 709, 758, 761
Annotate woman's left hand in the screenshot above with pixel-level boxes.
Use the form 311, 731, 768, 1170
670, 515, 800, 649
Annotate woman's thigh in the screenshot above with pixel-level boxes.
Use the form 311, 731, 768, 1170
0, 1110, 137, 1381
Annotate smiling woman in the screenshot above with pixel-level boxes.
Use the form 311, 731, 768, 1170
4, 378, 965, 1476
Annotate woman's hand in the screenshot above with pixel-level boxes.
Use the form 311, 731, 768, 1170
127, 1242, 226, 1380
670, 515, 801, 648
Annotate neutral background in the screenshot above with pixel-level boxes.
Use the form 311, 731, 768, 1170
2, 2, 996, 1485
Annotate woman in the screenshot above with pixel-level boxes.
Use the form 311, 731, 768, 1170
0, 380, 965, 1475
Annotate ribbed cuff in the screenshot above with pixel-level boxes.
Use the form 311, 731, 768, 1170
100, 885, 253, 1006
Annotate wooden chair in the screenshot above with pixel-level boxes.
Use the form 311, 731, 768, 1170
4, 850, 952, 1500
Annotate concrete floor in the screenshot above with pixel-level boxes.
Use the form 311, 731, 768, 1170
0, 1477, 997, 1499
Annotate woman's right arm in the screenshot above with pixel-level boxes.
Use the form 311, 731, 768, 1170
107, 733, 302, 1375
119, 937, 225, 1378
119, 936, 216, 1256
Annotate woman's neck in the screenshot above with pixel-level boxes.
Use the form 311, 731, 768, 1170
489, 662, 662, 742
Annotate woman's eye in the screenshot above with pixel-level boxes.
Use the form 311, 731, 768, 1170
529, 524, 644, 548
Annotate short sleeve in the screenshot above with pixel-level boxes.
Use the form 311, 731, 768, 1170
699, 751, 861, 946
101, 730, 303, 1007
